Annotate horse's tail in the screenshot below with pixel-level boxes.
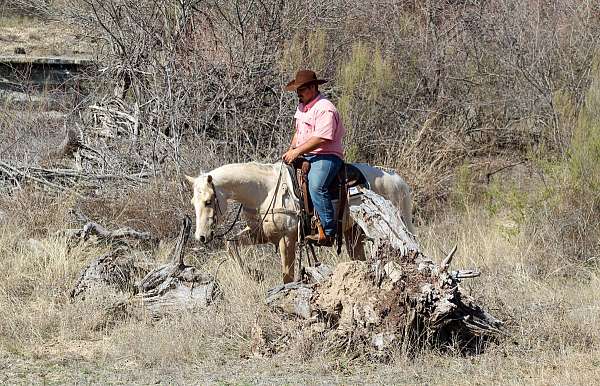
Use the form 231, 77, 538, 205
393, 175, 416, 235
401, 184, 416, 234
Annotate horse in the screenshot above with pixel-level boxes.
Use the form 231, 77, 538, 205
185, 161, 414, 283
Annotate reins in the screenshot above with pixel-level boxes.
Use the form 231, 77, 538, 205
212, 199, 243, 239
206, 161, 321, 276
212, 161, 288, 241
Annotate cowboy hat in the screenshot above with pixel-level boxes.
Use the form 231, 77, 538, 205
284, 69, 328, 92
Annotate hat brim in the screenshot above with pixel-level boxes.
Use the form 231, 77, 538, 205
284, 78, 328, 92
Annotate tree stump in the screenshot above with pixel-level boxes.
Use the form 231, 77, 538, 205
138, 216, 221, 317
267, 188, 503, 355
70, 247, 142, 300
70, 216, 220, 321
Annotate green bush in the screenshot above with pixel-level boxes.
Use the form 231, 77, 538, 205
337, 42, 394, 162
568, 58, 600, 202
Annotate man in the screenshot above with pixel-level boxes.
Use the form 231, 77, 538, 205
282, 69, 345, 246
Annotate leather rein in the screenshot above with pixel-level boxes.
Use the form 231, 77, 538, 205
210, 162, 296, 241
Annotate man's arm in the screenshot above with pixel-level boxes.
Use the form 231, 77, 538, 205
282, 136, 330, 163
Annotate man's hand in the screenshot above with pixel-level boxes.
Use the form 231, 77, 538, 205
283, 137, 330, 164
282, 148, 301, 164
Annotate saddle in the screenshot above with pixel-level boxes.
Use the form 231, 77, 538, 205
287, 157, 367, 253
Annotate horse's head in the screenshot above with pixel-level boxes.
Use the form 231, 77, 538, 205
186, 174, 221, 243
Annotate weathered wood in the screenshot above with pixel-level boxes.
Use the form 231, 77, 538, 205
61, 214, 155, 246
348, 188, 420, 257
70, 247, 141, 300
70, 216, 220, 320
266, 188, 502, 355
0, 160, 149, 194
303, 263, 333, 283
266, 282, 313, 319
136, 216, 221, 316
81, 221, 154, 242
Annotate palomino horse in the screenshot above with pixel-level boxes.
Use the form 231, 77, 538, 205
186, 161, 414, 283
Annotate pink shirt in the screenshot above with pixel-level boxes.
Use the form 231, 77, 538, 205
294, 94, 345, 159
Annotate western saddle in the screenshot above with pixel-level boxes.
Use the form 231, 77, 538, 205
287, 158, 367, 253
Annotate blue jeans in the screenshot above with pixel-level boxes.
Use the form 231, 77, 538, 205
305, 154, 343, 236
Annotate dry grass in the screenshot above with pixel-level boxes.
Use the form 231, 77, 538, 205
1, 2, 599, 383
1, 183, 600, 384
0, 15, 91, 57
0, 101, 597, 384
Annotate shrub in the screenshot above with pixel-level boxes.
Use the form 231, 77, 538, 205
337, 42, 394, 162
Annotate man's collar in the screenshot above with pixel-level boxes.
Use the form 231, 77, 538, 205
299, 93, 322, 113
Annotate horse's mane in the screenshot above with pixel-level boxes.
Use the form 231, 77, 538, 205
208, 161, 279, 175
200, 161, 282, 185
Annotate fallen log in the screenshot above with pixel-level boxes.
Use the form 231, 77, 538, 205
0, 160, 149, 195
61, 212, 156, 246
70, 216, 220, 321
79, 221, 154, 243
138, 216, 221, 317
70, 247, 142, 300
267, 188, 502, 355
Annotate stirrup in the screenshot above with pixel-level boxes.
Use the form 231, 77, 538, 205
305, 233, 335, 247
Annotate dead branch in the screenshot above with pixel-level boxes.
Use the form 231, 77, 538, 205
0, 160, 150, 194
70, 216, 221, 321
138, 216, 221, 317
267, 188, 502, 356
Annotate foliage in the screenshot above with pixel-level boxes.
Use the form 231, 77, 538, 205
568, 58, 600, 201
337, 42, 394, 162
481, 54, 600, 259
3, 2, 600, 382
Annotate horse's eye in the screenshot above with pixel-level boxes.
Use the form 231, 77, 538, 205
205, 200, 212, 206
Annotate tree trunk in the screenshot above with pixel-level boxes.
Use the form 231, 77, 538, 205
70, 216, 220, 320
266, 188, 502, 355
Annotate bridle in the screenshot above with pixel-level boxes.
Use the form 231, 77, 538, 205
201, 162, 287, 242
207, 180, 243, 240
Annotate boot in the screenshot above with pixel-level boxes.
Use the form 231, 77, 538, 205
305, 232, 335, 247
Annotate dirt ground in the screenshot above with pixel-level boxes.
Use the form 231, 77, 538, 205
2, 337, 599, 385
0, 347, 417, 385
0, 15, 92, 57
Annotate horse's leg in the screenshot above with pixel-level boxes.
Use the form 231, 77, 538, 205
278, 236, 296, 284
344, 224, 366, 261
400, 192, 416, 235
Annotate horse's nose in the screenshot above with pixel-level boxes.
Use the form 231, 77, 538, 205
198, 235, 206, 244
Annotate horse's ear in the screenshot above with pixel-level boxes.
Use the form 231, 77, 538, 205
185, 175, 196, 186
207, 175, 213, 183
